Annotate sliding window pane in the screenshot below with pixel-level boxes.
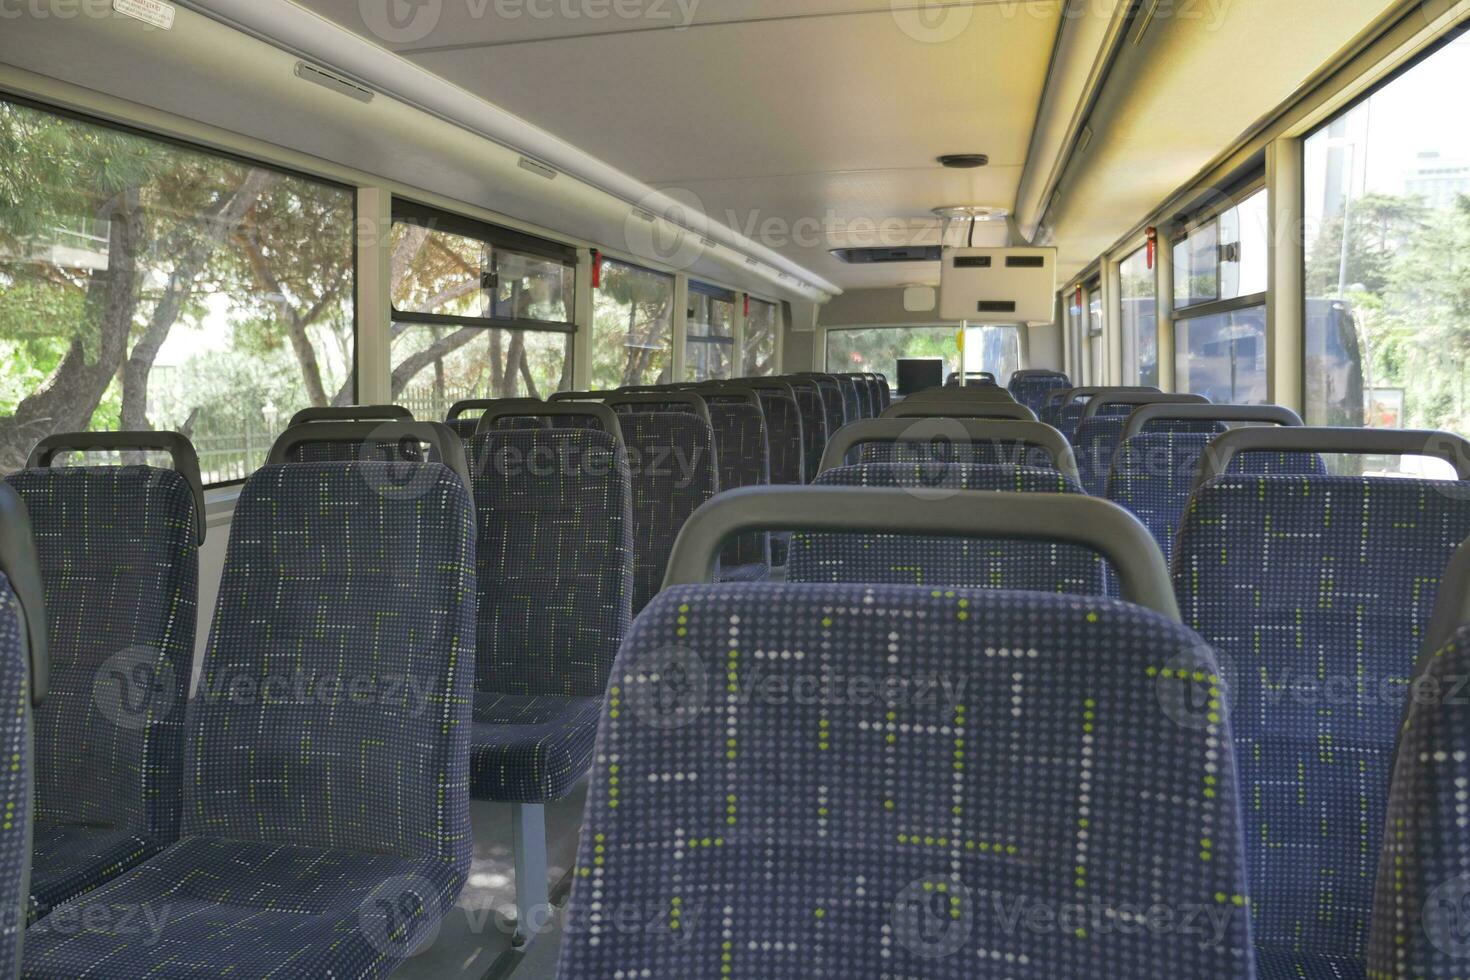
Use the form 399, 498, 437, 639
1120, 246, 1159, 387
390, 222, 487, 319
1174, 221, 1219, 308
1304, 33, 1470, 441
1176, 306, 1268, 404
0, 97, 355, 483
686, 288, 734, 383
391, 325, 571, 420
1221, 189, 1268, 299
593, 260, 672, 389
491, 249, 574, 323
744, 298, 779, 377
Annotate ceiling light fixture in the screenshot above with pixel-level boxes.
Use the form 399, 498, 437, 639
938, 154, 990, 169
932, 205, 1009, 222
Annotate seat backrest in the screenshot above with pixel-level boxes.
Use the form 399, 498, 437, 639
704, 401, 771, 568
465, 428, 632, 699
836, 375, 862, 422
0, 567, 29, 978
807, 376, 846, 433
0, 484, 42, 978
792, 463, 1105, 594
6, 465, 198, 851
1176, 469, 1470, 966
1108, 431, 1325, 564
1007, 371, 1071, 414
755, 390, 805, 486
783, 379, 829, 483
618, 413, 720, 613
557, 584, 1254, 979
183, 462, 475, 870
1369, 620, 1470, 976
1072, 395, 1211, 495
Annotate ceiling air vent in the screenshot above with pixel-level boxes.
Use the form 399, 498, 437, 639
517, 156, 557, 180
294, 62, 374, 104
831, 246, 943, 265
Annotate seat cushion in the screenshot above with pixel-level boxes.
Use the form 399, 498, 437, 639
469, 693, 602, 804
1256, 949, 1366, 980
22, 836, 464, 980
28, 824, 161, 918
718, 562, 769, 583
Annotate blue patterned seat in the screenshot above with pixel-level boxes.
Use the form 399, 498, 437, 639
465, 426, 633, 945
1075, 414, 1219, 495
620, 414, 720, 614
463, 427, 633, 801
5, 467, 197, 917
791, 463, 1105, 594
21, 461, 476, 979
1369, 623, 1470, 979
1175, 474, 1470, 978
787, 382, 829, 484
808, 377, 848, 436
557, 584, 1255, 979
704, 401, 771, 581
1108, 432, 1327, 565
0, 567, 33, 979
836, 376, 862, 423
1008, 371, 1071, 415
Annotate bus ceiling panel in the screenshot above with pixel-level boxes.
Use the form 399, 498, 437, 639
0, 0, 835, 304
1040, 0, 1404, 277
283, 0, 1063, 294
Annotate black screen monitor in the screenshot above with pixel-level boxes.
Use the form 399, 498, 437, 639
896, 358, 945, 396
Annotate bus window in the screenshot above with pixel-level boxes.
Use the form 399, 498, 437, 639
1304, 33, 1470, 449
0, 97, 355, 484
592, 259, 673, 389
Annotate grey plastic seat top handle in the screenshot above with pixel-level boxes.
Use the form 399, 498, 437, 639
266, 420, 474, 489
446, 398, 544, 422
0, 483, 48, 706
883, 402, 1039, 423
476, 401, 625, 447
603, 391, 713, 428
291, 405, 413, 426
1080, 392, 1210, 422
549, 390, 613, 403
818, 419, 1080, 483
28, 431, 207, 546
661, 486, 1179, 621
1194, 426, 1470, 490
690, 384, 764, 411
1120, 404, 1304, 442
1064, 385, 1160, 403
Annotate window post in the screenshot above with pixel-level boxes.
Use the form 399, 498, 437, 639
356, 186, 393, 404
733, 292, 747, 377
1105, 258, 1123, 385
574, 248, 594, 390
671, 275, 690, 383
1266, 137, 1305, 413
1157, 227, 1177, 392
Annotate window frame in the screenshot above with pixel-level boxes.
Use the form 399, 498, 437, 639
1170, 179, 1269, 319
685, 279, 737, 381
389, 199, 579, 334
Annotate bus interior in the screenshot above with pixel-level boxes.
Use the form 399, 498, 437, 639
3, 1, 1470, 977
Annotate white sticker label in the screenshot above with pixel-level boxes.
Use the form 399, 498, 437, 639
113, 0, 176, 30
